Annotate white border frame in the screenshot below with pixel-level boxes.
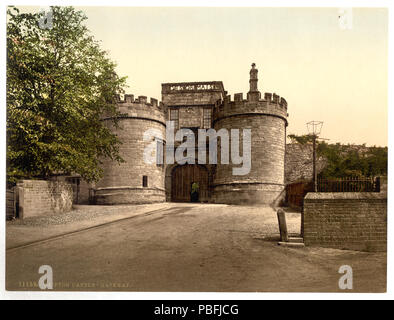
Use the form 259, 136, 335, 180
0, 0, 392, 300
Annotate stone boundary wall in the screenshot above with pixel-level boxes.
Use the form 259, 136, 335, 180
303, 192, 387, 252
17, 180, 73, 219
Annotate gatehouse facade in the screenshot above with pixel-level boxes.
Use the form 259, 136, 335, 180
94, 64, 288, 205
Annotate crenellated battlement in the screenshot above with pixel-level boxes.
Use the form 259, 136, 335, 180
116, 94, 165, 109
264, 92, 288, 108
106, 93, 166, 125
213, 91, 288, 125
218, 92, 287, 108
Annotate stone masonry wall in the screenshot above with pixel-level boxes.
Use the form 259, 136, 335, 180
212, 96, 287, 204
161, 82, 225, 106
213, 115, 286, 185
303, 192, 387, 252
96, 102, 166, 204
162, 91, 223, 106
178, 106, 208, 128
285, 143, 326, 184
17, 180, 73, 219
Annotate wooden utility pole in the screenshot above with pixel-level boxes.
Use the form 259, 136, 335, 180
306, 121, 323, 192
313, 134, 317, 192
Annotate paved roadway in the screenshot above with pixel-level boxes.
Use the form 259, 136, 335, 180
6, 204, 386, 292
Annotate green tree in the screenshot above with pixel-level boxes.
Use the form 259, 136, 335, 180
287, 134, 314, 145
316, 141, 387, 178
288, 134, 387, 179
7, 6, 126, 184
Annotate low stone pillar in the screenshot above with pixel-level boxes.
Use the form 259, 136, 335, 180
277, 208, 289, 242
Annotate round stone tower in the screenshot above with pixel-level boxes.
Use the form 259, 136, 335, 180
95, 94, 166, 204
212, 64, 288, 204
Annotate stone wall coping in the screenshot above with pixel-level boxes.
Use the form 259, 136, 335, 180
95, 186, 165, 192
304, 192, 386, 200
17, 179, 72, 185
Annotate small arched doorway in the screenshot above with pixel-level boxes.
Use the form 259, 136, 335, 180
171, 164, 209, 202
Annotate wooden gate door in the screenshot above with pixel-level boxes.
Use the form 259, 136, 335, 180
171, 164, 209, 202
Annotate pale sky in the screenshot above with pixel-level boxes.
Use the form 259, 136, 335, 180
18, 7, 388, 146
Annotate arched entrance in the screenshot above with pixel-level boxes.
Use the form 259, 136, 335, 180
171, 164, 209, 202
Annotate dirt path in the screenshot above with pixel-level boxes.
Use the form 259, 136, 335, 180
6, 204, 386, 292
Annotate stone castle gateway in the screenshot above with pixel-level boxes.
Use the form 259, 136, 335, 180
94, 64, 288, 205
